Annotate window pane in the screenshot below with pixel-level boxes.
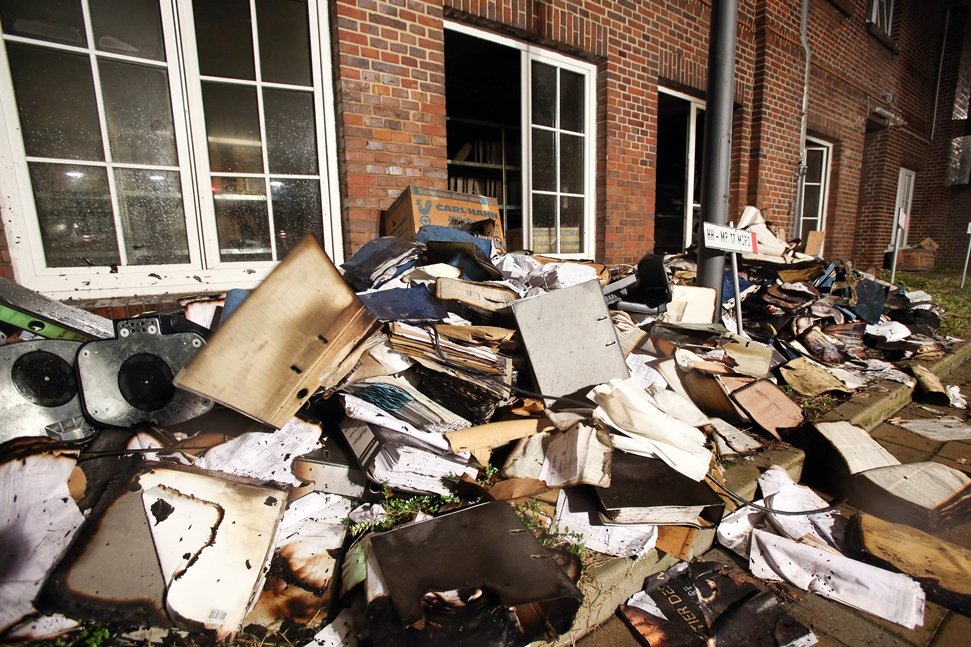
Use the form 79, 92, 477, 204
100, 60, 177, 166
193, 0, 255, 80
532, 193, 556, 253
560, 196, 583, 253
202, 82, 263, 173
256, 0, 312, 86
0, 0, 85, 46
264, 89, 317, 175
806, 148, 824, 184
7, 44, 103, 160
29, 163, 118, 267
532, 129, 555, 191
90, 0, 165, 61
801, 185, 821, 222
693, 109, 705, 204
115, 169, 189, 265
531, 61, 556, 128
559, 70, 584, 132
271, 178, 322, 257
213, 177, 271, 262
560, 133, 583, 194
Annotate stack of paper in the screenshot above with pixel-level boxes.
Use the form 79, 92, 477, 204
339, 419, 475, 496
341, 375, 471, 434
387, 322, 513, 399
850, 462, 971, 531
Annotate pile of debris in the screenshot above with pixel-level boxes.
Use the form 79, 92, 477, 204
1, 203, 969, 646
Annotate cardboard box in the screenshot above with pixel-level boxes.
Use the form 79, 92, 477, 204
382, 186, 505, 253
896, 247, 936, 271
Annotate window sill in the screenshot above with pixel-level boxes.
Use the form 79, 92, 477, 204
866, 22, 898, 53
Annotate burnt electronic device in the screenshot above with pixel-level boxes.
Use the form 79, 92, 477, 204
77, 316, 213, 427
0, 339, 96, 444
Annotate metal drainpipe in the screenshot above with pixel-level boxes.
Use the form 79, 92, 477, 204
697, 0, 739, 310
791, 0, 811, 240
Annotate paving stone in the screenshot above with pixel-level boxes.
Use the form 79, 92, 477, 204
784, 591, 922, 647
860, 600, 948, 646
871, 422, 942, 454
932, 610, 971, 646
882, 441, 935, 464
936, 440, 971, 461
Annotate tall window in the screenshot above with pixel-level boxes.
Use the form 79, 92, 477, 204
0, 0, 340, 299
797, 139, 832, 238
867, 0, 894, 36
444, 23, 596, 257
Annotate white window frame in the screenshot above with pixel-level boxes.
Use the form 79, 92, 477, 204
0, 0, 342, 300
867, 0, 894, 35
797, 138, 832, 238
892, 166, 915, 249
658, 87, 706, 251
444, 21, 597, 259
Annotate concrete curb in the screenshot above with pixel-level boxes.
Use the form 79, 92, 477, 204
822, 341, 971, 431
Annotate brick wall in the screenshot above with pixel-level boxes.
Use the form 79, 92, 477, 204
333, 0, 450, 252
335, 0, 759, 265
0, 0, 960, 307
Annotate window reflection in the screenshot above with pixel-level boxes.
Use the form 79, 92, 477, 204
213, 177, 271, 262
30, 163, 119, 267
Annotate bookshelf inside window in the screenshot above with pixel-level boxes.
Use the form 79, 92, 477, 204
446, 117, 523, 250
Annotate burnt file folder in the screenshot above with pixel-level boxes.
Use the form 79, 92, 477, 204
174, 236, 379, 428
592, 450, 724, 527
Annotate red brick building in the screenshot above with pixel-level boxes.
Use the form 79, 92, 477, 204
0, 0, 968, 311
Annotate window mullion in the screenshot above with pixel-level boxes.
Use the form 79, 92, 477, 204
250, 0, 277, 262
164, 1, 206, 271
79, 0, 128, 267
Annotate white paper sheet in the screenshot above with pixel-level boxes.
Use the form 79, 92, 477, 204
554, 488, 657, 558
303, 607, 357, 647
814, 421, 900, 474
197, 417, 323, 485
758, 468, 845, 550
142, 484, 223, 583
625, 352, 668, 392
135, 468, 286, 640
538, 423, 611, 488
890, 415, 971, 441
589, 378, 712, 481
0, 450, 84, 633
749, 529, 925, 629
275, 493, 354, 590
341, 394, 450, 451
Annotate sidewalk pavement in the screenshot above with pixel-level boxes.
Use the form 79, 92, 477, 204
554, 341, 971, 647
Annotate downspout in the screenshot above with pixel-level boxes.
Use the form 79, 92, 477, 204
929, 4, 954, 144
791, 0, 811, 240
696, 0, 738, 309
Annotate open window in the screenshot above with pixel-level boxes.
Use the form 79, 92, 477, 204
654, 89, 705, 254
444, 23, 597, 257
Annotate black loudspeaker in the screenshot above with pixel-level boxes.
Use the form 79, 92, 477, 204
76, 316, 213, 428
0, 340, 96, 444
